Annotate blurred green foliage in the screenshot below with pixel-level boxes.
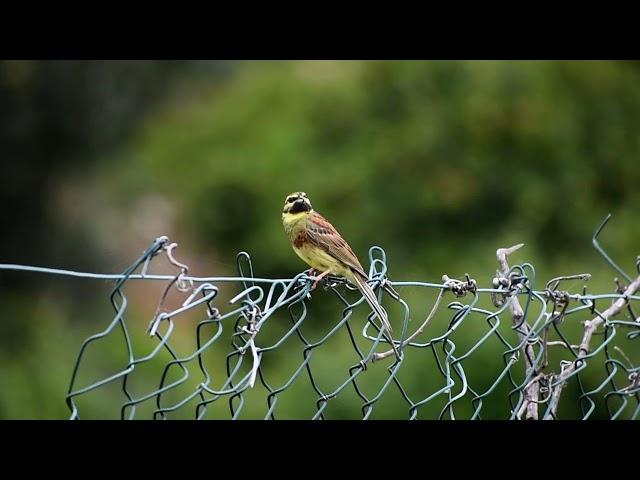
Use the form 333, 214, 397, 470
100, 61, 640, 278
1, 60, 639, 419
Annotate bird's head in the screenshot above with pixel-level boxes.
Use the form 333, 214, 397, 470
283, 191, 312, 214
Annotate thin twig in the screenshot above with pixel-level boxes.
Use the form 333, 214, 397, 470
545, 273, 591, 292
372, 288, 445, 362
546, 341, 580, 349
613, 346, 634, 369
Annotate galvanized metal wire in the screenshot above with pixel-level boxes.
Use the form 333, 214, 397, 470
0, 215, 638, 419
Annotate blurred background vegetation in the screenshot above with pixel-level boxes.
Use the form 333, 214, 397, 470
1, 60, 638, 419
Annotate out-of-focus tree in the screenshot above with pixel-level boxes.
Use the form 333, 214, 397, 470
0, 60, 234, 271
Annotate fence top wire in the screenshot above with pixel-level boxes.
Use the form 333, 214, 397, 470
2, 264, 638, 303
1, 214, 639, 420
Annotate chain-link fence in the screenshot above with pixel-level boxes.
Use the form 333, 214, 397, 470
1, 214, 638, 419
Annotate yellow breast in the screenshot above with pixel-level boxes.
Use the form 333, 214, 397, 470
293, 242, 351, 277
282, 210, 351, 278
282, 212, 351, 277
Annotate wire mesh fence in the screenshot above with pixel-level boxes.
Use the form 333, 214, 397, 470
1, 214, 639, 419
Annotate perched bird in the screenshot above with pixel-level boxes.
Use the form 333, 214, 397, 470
282, 191, 394, 337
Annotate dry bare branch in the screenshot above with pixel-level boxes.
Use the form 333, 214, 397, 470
496, 243, 540, 420
544, 274, 640, 419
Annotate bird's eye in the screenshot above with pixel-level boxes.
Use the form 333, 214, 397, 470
286, 196, 298, 203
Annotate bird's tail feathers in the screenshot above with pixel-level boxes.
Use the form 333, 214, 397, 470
352, 273, 393, 335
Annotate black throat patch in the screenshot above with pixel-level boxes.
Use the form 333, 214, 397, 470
288, 200, 311, 214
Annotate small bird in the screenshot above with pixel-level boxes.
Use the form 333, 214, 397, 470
282, 191, 394, 337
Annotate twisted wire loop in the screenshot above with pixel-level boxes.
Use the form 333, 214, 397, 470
0, 216, 639, 419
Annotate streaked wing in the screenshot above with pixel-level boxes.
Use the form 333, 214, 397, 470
305, 211, 368, 278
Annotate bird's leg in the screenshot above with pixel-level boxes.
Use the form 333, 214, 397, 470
308, 269, 332, 290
